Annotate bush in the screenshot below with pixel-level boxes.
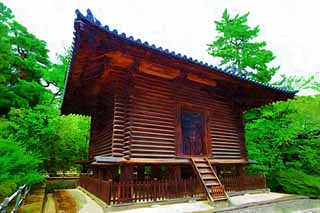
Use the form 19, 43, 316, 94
0, 139, 44, 198
277, 169, 320, 197
46, 180, 79, 193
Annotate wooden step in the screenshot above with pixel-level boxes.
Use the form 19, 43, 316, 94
194, 163, 209, 168
202, 175, 217, 180
213, 196, 228, 201
193, 158, 206, 162
205, 181, 220, 186
198, 168, 212, 173
190, 157, 229, 203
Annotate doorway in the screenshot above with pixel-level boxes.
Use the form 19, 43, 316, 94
181, 109, 206, 156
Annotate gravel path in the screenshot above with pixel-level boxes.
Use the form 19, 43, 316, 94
43, 189, 103, 213
67, 189, 104, 213
43, 193, 56, 213
229, 192, 287, 205
115, 201, 214, 213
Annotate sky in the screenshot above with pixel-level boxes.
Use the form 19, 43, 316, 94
2, 0, 320, 84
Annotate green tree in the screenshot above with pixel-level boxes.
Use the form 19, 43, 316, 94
43, 48, 71, 103
0, 3, 90, 198
0, 139, 43, 199
245, 95, 320, 195
273, 75, 315, 90
55, 114, 90, 174
7, 105, 60, 174
5, 103, 90, 175
0, 2, 50, 115
274, 74, 320, 92
208, 9, 279, 83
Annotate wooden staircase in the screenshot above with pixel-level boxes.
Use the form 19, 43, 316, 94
191, 157, 228, 202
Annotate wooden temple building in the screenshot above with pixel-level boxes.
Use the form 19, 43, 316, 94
61, 9, 296, 204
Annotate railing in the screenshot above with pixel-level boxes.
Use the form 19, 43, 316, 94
80, 176, 205, 205
220, 174, 266, 192
0, 185, 31, 213
212, 185, 226, 198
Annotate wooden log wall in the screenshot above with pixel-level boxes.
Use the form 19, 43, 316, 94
91, 69, 243, 160
111, 70, 131, 158
89, 91, 114, 158
124, 72, 243, 160
128, 73, 176, 158
210, 105, 243, 160
175, 82, 242, 159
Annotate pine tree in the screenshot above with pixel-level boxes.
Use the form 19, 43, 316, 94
0, 2, 50, 115
208, 9, 279, 83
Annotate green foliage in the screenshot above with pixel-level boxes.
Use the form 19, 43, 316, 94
0, 139, 44, 198
277, 169, 320, 197
7, 105, 60, 172
5, 105, 90, 175
46, 180, 79, 193
245, 95, 320, 195
0, 2, 50, 115
55, 115, 90, 172
0, 2, 90, 198
208, 9, 279, 83
43, 48, 71, 103
273, 74, 320, 93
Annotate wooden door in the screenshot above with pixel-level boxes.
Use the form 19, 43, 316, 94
181, 110, 205, 156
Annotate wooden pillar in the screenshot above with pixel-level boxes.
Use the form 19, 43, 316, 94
169, 165, 181, 194
98, 167, 104, 179
119, 165, 134, 203
236, 165, 246, 176
168, 165, 181, 181
120, 165, 133, 181
137, 165, 145, 181
111, 165, 120, 181
93, 166, 99, 178
103, 167, 113, 180
151, 165, 160, 180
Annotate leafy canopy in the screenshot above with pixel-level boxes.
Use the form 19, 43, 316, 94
274, 74, 320, 93
245, 95, 320, 195
0, 2, 50, 115
0, 2, 90, 198
6, 105, 90, 175
208, 9, 279, 83
0, 139, 43, 198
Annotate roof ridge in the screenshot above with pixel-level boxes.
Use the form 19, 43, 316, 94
73, 8, 298, 94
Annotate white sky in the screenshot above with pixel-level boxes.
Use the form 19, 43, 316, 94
2, 0, 320, 82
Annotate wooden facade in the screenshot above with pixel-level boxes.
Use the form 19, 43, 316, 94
62, 9, 296, 204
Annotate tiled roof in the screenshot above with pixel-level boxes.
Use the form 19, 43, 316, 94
72, 9, 297, 95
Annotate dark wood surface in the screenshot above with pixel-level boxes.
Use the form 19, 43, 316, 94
88, 69, 245, 160
62, 16, 295, 162
191, 158, 228, 201
79, 175, 204, 205
62, 15, 295, 116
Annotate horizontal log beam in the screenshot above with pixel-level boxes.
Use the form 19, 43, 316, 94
187, 73, 217, 87
105, 51, 135, 68
91, 157, 249, 165
138, 60, 180, 79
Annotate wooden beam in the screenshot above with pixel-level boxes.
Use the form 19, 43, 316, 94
209, 159, 249, 164
105, 51, 135, 68
187, 73, 217, 87
138, 60, 180, 79
92, 158, 249, 165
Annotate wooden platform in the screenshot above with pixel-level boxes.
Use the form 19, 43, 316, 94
92, 156, 249, 165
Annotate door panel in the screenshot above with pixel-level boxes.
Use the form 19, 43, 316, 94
181, 110, 205, 155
